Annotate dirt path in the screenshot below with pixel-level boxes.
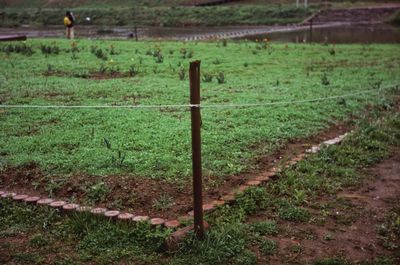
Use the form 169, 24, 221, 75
254, 148, 400, 264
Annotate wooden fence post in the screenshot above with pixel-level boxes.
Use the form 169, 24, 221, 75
189, 60, 204, 239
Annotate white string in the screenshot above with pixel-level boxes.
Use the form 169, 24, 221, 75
0, 84, 397, 110
0, 103, 199, 109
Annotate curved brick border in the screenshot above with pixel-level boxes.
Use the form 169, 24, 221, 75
166, 132, 350, 249
0, 133, 349, 246
1, 194, 182, 230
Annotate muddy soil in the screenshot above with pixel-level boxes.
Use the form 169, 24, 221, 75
252, 148, 400, 264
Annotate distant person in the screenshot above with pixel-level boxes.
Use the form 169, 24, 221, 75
64, 11, 75, 39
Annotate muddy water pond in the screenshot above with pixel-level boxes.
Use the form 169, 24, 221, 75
0, 22, 399, 43
251, 23, 400, 44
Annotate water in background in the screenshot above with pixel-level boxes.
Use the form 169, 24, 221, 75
256, 23, 400, 44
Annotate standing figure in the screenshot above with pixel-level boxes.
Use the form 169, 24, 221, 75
64, 11, 75, 39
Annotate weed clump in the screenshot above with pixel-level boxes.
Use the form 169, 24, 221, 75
202, 73, 213, 83
259, 238, 277, 256
128, 64, 140, 77
86, 181, 110, 203
250, 220, 278, 236
40, 43, 60, 55
237, 187, 270, 214
278, 205, 310, 222
1, 43, 34, 56
91, 46, 108, 60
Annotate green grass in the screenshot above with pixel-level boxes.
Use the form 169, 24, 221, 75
1, 109, 399, 264
0, 5, 311, 27
0, 39, 399, 189
0, 0, 187, 8
1, 0, 395, 28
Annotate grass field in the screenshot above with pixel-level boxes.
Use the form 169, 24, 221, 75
0, 39, 399, 210
1, 106, 399, 264
0, 5, 311, 27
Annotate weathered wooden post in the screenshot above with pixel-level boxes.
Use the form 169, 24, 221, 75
189, 60, 204, 239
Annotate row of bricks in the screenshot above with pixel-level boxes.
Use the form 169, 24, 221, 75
0, 192, 181, 229
168, 134, 349, 248
181, 133, 349, 218
0, 133, 349, 241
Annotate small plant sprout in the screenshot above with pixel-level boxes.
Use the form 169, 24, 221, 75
202, 73, 213, 83
321, 73, 330, 86
91, 47, 108, 60
212, 58, 221, 65
217, 72, 226, 84
128, 64, 139, 77
99, 63, 108, 73
86, 181, 110, 203
152, 194, 175, 210
179, 68, 185, 80
260, 239, 277, 256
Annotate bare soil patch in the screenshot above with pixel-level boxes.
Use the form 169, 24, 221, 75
254, 148, 400, 264
0, 121, 352, 220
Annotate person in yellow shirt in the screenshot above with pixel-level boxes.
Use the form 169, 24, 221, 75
64, 11, 75, 39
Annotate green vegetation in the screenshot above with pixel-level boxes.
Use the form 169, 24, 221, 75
0, 39, 399, 192
0, 200, 170, 264
1, 108, 399, 264
250, 220, 278, 236
0, 5, 311, 27
1, 0, 396, 27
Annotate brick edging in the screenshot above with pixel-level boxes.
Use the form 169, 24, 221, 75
0, 132, 350, 245
0, 192, 181, 229
166, 132, 350, 249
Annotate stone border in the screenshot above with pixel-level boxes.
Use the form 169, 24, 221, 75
180, 132, 350, 220
0, 193, 181, 230
0, 132, 350, 246
166, 132, 350, 249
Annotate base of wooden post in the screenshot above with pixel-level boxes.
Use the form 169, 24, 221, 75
165, 221, 209, 251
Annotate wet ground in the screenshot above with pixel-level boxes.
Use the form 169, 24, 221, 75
0, 5, 400, 43
249, 22, 400, 44
1, 21, 400, 44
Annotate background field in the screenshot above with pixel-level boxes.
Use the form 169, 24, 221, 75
1, 0, 399, 27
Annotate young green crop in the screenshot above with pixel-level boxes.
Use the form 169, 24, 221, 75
1, 109, 399, 264
0, 39, 399, 188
